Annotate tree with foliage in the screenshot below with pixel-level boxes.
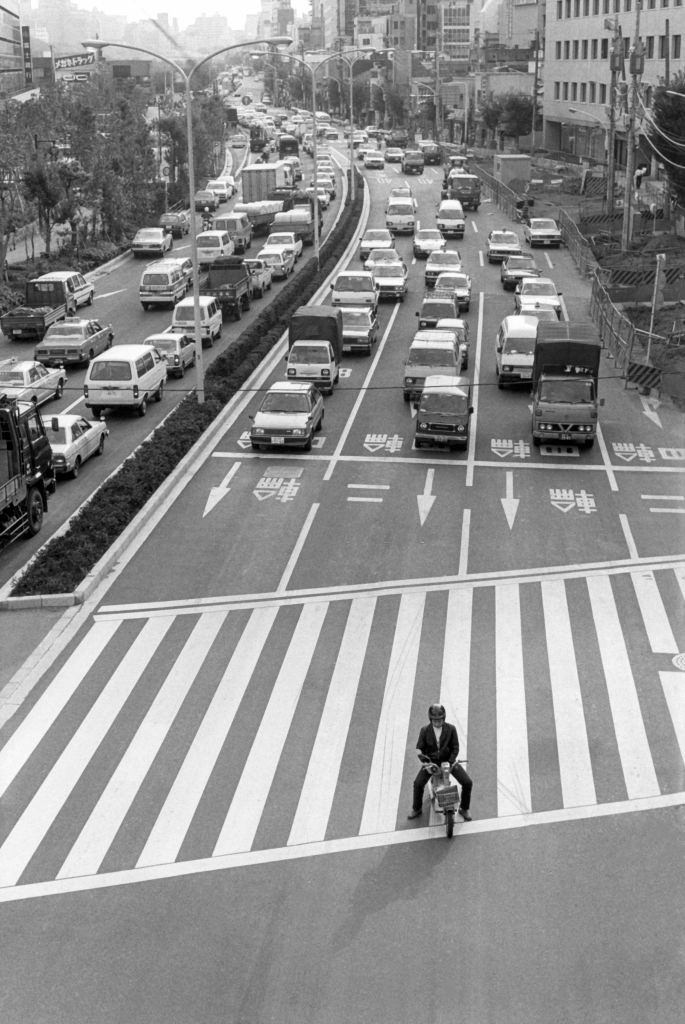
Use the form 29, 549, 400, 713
648, 74, 685, 205
478, 91, 534, 147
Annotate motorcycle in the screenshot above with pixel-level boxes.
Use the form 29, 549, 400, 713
201, 212, 213, 231
425, 759, 467, 838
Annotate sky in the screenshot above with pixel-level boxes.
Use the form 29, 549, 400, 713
80, 1, 310, 32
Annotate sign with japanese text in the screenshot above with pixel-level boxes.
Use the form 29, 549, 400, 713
55, 53, 95, 70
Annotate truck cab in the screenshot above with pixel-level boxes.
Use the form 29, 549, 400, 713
532, 322, 604, 448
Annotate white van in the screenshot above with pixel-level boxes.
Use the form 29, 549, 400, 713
213, 213, 252, 254
196, 230, 234, 267
495, 315, 539, 388
436, 200, 466, 239
385, 197, 416, 234
171, 295, 223, 347
84, 344, 166, 417
139, 259, 188, 309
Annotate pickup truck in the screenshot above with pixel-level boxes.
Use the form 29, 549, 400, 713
243, 258, 273, 298
1, 278, 77, 342
205, 257, 252, 320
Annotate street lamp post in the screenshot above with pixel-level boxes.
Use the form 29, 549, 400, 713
285, 49, 369, 207
82, 35, 291, 404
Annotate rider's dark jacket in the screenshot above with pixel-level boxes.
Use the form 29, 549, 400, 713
415, 723, 460, 766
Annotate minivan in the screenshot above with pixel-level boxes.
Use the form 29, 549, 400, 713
415, 375, 473, 450
84, 344, 166, 417
139, 259, 188, 309
403, 338, 460, 404
385, 198, 416, 234
213, 213, 252, 254
495, 315, 539, 388
195, 230, 234, 267
171, 295, 223, 347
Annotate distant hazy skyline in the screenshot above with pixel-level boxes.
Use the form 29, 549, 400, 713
74, 1, 309, 31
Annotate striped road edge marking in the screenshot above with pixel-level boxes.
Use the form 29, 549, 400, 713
0, 791, 681, 905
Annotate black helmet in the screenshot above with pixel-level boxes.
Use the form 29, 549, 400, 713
428, 704, 446, 721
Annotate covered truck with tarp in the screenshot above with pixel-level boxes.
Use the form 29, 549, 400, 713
531, 321, 603, 448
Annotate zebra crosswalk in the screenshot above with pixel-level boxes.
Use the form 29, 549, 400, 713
0, 563, 684, 892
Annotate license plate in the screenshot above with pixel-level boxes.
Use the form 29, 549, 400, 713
433, 435, 450, 444
519, 370, 532, 379
271, 437, 285, 445
560, 433, 572, 440
13, 330, 23, 336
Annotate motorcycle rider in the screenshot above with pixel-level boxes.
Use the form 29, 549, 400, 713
202, 206, 213, 231
407, 704, 473, 821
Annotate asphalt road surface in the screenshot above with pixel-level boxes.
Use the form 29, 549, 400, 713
0, 139, 683, 1024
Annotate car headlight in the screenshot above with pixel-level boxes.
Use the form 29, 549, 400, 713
287, 367, 296, 376
253, 427, 265, 435
418, 421, 427, 429
503, 365, 512, 373
291, 427, 305, 436
321, 368, 330, 377
456, 425, 465, 433
405, 376, 415, 385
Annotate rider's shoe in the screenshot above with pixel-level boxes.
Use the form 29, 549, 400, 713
407, 808, 423, 819
458, 807, 472, 822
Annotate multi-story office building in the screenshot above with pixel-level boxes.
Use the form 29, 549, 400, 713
543, 1, 684, 167
0, 0, 23, 95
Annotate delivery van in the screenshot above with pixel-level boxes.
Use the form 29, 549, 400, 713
84, 343, 166, 417
213, 213, 252, 253
139, 259, 188, 309
171, 295, 223, 346
495, 315, 539, 387
195, 230, 234, 267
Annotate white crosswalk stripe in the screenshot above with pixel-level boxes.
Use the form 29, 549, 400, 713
1, 566, 683, 887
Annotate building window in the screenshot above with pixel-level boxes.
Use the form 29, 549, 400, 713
563, 82, 569, 100
556, 40, 562, 58
624, 36, 631, 56
661, 0, 669, 6
648, 0, 656, 7
659, 35, 668, 57
565, 0, 571, 14
625, 0, 631, 8
555, 81, 561, 99
614, 0, 620, 9
582, 39, 588, 58
557, 0, 563, 15
573, 40, 579, 58
574, 0, 580, 13
590, 81, 596, 102
591, 38, 598, 58
571, 82, 578, 100
564, 40, 571, 58
646, 36, 654, 57
601, 38, 609, 58
584, 0, 589, 11
599, 83, 607, 102
580, 82, 587, 101
673, 34, 681, 57
603, 0, 609, 10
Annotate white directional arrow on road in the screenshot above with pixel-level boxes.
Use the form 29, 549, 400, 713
500, 470, 519, 529
417, 468, 436, 525
203, 461, 241, 517
640, 394, 662, 428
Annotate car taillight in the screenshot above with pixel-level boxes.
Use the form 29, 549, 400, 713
133, 385, 139, 398
83, 385, 88, 397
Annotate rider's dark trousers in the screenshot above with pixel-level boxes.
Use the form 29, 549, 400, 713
412, 763, 473, 813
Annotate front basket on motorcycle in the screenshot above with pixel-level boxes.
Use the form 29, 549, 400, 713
435, 785, 460, 808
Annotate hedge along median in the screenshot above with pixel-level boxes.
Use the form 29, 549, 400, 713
11, 170, 366, 598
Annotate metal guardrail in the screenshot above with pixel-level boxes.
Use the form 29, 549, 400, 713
589, 271, 666, 391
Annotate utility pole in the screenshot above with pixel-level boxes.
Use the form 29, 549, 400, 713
605, 16, 623, 216
531, 28, 540, 151
621, 0, 643, 251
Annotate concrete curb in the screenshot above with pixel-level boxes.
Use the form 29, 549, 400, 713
0, 161, 369, 610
